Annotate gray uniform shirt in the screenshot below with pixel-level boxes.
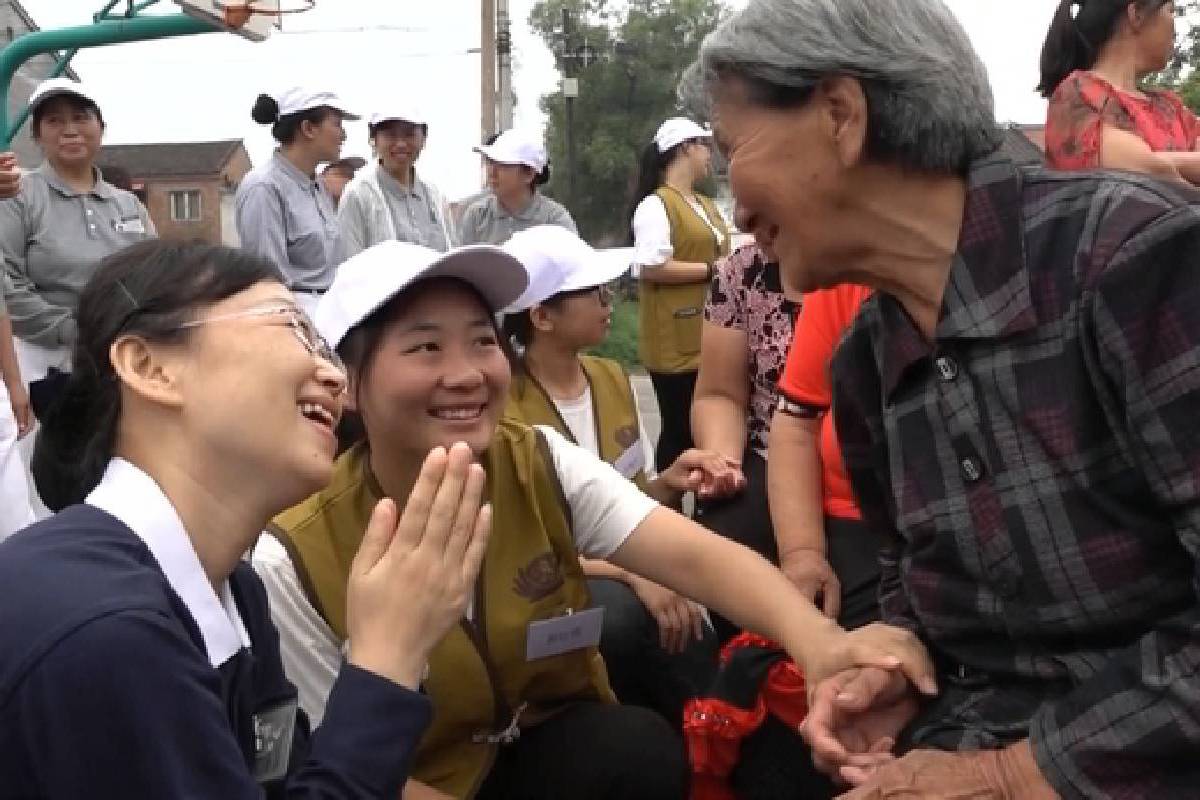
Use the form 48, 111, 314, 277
235, 151, 341, 293
337, 163, 454, 259
457, 192, 577, 245
0, 163, 155, 347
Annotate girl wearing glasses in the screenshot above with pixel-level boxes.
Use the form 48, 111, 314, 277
255, 239, 936, 800
0, 240, 491, 798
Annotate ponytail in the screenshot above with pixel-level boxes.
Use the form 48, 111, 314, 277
31, 363, 119, 512
1037, 0, 1171, 98
627, 141, 678, 245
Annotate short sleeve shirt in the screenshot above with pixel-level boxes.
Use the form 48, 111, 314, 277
1045, 70, 1200, 169
777, 283, 871, 519
703, 244, 797, 456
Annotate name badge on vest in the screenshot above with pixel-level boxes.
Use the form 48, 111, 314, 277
252, 699, 298, 784
526, 607, 604, 661
613, 439, 646, 479
114, 217, 146, 235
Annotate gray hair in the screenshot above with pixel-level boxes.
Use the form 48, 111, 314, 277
681, 0, 1000, 174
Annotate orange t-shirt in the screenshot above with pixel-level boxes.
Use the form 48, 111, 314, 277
777, 284, 872, 521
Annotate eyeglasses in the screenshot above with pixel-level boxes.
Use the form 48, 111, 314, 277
559, 284, 614, 305
176, 305, 346, 374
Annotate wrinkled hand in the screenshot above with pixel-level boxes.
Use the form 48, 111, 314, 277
346, 443, 491, 689
781, 548, 841, 618
6, 381, 31, 438
801, 667, 918, 784
661, 449, 745, 499
627, 573, 706, 654
798, 623, 937, 707
834, 741, 1059, 799
0, 153, 20, 199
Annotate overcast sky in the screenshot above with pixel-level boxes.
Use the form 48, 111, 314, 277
22, 0, 1058, 200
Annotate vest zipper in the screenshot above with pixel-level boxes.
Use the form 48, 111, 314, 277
461, 566, 517, 799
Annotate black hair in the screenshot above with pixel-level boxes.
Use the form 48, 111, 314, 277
31, 94, 104, 139
252, 93, 341, 145
31, 241, 280, 511
627, 139, 689, 244
500, 292, 570, 351
333, 277, 512, 452
1038, 0, 1172, 98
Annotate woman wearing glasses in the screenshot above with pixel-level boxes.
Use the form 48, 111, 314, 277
500, 226, 726, 730
0, 240, 491, 798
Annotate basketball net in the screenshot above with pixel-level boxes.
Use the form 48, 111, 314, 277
217, 0, 314, 31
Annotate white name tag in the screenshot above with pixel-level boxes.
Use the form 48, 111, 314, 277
526, 607, 604, 661
115, 217, 146, 235
613, 440, 645, 479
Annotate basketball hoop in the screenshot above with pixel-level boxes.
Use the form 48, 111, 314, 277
216, 0, 313, 31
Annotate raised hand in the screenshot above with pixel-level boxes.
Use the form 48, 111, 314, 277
345, 442, 491, 688
0, 153, 20, 199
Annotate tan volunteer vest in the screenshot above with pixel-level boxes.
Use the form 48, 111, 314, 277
269, 420, 614, 799
505, 355, 650, 493
638, 187, 730, 373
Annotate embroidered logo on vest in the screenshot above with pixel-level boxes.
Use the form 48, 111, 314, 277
513, 553, 565, 602
614, 424, 639, 450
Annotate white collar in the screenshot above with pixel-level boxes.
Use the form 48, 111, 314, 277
86, 458, 251, 668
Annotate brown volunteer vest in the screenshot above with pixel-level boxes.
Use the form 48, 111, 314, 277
505, 354, 650, 492
269, 420, 614, 799
638, 186, 730, 373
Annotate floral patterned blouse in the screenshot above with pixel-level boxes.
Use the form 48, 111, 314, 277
1045, 70, 1200, 170
703, 243, 798, 457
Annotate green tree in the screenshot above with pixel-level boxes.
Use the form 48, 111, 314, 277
529, 0, 725, 244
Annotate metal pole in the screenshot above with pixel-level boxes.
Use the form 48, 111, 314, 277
0, 13, 219, 147
496, 0, 512, 130
480, 0, 497, 139
565, 93, 576, 212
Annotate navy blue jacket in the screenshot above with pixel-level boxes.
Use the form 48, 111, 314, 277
0, 505, 431, 798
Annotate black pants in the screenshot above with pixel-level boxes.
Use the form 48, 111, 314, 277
694, 449, 778, 642
730, 515, 885, 800
647, 369, 698, 473
476, 702, 688, 800
587, 577, 719, 728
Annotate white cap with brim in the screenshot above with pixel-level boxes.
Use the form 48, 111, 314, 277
369, 103, 427, 128
29, 78, 99, 113
502, 226, 632, 313
315, 240, 530, 351
653, 117, 711, 154
274, 87, 360, 120
473, 129, 547, 172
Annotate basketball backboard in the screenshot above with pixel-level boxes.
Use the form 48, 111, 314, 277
175, 1, 283, 42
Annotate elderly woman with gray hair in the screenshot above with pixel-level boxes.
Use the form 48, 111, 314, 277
684, 0, 1200, 798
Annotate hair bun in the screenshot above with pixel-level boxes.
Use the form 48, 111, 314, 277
251, 93, 280, 125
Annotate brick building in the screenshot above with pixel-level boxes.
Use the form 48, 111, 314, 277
98, 140, 252, 246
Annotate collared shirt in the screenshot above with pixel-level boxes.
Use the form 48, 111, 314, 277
0, 163, 154, 347
457, 191, 577, 245
86, 458, 250, 668
235, 151, 342, 293
337, 163, 454, 259
831, 153, 1200, 800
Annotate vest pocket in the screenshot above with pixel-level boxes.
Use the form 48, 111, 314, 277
671, 305, 704, 356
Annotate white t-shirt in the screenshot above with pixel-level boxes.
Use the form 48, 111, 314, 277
553, 385, 657, 480
251, 425, 658, 726
630, 193, 727, 278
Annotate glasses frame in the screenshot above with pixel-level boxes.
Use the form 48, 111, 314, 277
175, 304, 346, 374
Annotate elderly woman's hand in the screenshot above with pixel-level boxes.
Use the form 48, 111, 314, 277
660, 449, 745, 499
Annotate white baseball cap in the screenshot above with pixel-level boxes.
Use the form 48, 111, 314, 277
653, 117, 711, 154
272, 87, 360, 120
369, 102, 427, 128
473, 129, 548, 172
29, 78, 100, 113
315, 240, 529, 351
502, 226, 632, 313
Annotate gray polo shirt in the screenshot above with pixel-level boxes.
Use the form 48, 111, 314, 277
457, 192, 577, 245
337, 164, 453, 259
235, 151, 341, 293
0, 163, 155, 347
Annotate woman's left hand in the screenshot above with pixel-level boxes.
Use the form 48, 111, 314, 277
661, 449, 745, 499
796, 622, 939, 706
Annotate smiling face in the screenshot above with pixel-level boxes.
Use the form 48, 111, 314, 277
373, 119, 427, 177
349, 279, 510, 463
486, 158, 536, 199
34, 96, 104, 171
305, 109, 348, 164
162, 281, 347, 502
712, 75, 865, 294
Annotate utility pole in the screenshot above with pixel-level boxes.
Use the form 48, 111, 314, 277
496, 0, 513, 130
558, 7, 578, 212
481, 0, 497, 140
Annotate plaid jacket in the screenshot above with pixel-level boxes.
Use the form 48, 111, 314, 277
832, 154, 1200, 799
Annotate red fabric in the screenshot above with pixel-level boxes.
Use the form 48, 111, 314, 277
1045, 70, 1200, 170
778, 284, 873, 520
684, 634, 808, 799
